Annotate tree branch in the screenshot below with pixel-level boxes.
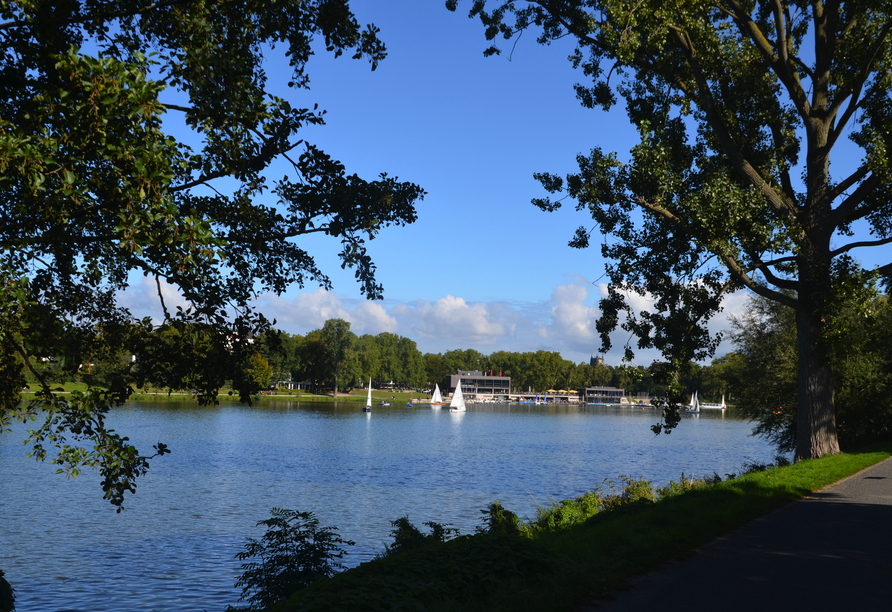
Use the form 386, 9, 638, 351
828, 19, 892, 148
0, 0, 192, 32
666, 24, 800, 226
830, 171, 880, 227
727, 0, 811, 118
830, 235, 892, 259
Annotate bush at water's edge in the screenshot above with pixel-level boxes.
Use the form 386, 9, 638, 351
251, 450, 890, 612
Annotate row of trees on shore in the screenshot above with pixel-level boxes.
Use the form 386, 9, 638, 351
16, 278, 892, 456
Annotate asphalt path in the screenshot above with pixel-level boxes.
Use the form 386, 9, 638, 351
587, 457, 892, 612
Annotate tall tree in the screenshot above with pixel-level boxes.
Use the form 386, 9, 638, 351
396, 336, 425, 388
731, 266, 892, 452
454, 0, 892, 459
319, 318, 355, 397
0, 0, 423, 509
355, 334, 382, 383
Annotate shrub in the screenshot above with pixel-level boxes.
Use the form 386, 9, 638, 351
600, 476, 656, 512
656, 473, 702, 499
531, 491, 603, 533
0, 569, 14, 612
232, 508, 354, 610
379, 516, 459, 557
478, 501, 526, 536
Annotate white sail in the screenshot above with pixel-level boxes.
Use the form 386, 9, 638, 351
364, 377, 372, 411
686, 390, 700, 413
431, 384, 443, 405
450, 380, 466, 412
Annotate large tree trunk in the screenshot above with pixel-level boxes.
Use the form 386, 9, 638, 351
795, 288, 840, 460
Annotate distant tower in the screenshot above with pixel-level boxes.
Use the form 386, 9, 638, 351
590, 355, 605, 366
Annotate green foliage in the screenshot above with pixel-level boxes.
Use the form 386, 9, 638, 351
453, 0, 892, 459
530, 477, 655, 534
12, 387, 169, 511
379, 516, 459, 558
266, 452, 890, 612
730, 277, 892, 453
477, 501, 525, 537
244, 352, 275, 394
319, 319, 356, 396
233, 508, 355, 611
655, 474, 704, 499
276, 533, 553, 612
531, 492, 603, 533
0, 1, 423, 507
0, 568, 14, 612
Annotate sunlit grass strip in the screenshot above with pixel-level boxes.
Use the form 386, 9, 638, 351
269, 450, 889, 612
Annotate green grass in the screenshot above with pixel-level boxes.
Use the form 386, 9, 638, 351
19, 383, 427, 405
269, 449, 890, 612
20, 381, 89, 394
263, 389, 426, 404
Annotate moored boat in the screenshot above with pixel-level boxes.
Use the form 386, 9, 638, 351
449, 380, 466, 412
430, 384, 444, 406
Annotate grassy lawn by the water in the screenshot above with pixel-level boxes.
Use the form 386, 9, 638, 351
269, 449, 890, 612
20, 383, 427, 405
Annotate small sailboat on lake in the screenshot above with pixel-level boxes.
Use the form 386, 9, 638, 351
363, 378, 372, 412
430, 384, 444, 406
449, 380, 466, 412
685, 390, 700, 414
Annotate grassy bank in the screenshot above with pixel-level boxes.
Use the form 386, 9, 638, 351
269, 450, 889, 612
19, 383, 424, 405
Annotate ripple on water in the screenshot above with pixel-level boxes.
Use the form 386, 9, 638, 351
0, 402, 774, 611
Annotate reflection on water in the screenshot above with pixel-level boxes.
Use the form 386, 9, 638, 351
0, 401, 773, 611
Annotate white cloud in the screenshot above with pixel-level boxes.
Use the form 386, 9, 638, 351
350, 301, 399, 335
546, 283, 599, 346
592, 280, 754, 363
399, 294, 515, 344
116, 276, 188, 322
255, 288, 351, 330
117, 277, 746, 366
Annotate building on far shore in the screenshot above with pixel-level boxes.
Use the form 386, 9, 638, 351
444, 370, 511, 400
583, 386, 625, 405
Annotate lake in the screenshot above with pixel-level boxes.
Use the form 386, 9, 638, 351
0, 400, 776, 611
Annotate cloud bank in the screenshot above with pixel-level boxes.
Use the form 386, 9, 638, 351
118, 278, 743, 366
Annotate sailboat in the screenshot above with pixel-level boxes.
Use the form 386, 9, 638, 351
449, 380, 466, 412
363, 377, 372, 412
430, 384, 444, 406
685, 390, 700, 414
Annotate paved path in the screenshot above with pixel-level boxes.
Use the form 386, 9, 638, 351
588, 457, 892, 612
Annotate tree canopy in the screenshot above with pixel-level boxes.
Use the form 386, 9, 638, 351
0, 0, 423, 509
452, 0, 892, 459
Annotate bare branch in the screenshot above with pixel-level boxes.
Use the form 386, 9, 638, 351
830, 235, 892, 259
830, 172, 880, 227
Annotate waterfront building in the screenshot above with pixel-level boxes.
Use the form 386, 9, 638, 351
444, 370, 511, 400
583, 386, 625, 405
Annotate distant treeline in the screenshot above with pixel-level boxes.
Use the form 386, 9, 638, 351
17, 316, 734, 399
253, 319, 732, 399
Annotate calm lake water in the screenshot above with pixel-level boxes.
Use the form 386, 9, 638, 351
0, 400, 776, 611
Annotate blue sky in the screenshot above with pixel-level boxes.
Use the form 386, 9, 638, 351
121, 0, 885, 365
